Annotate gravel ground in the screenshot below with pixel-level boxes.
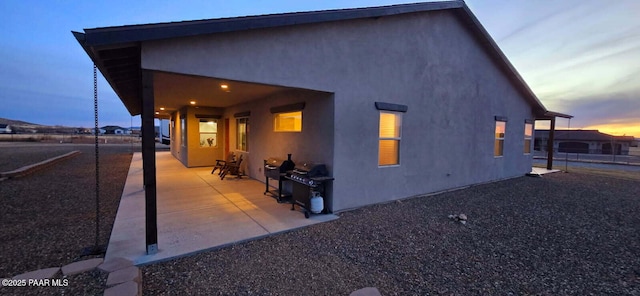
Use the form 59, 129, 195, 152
0, 143, 133, 296
0, 145, 81, 172
2, 143, 639, 295
143, 171, 640, 295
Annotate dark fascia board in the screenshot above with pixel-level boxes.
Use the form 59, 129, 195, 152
73, 31, 143, 115
81, 1, 463, 46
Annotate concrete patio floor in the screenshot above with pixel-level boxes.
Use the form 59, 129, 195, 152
105, 151, 338, 265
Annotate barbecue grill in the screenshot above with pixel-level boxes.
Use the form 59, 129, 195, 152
286, 161, 333, 218
263, 154, 295, 202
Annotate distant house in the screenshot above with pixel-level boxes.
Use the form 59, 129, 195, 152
101, 125, 128, 135
535, 129, 634, 155
0, 124, 12, 134
129, 127, 141, 137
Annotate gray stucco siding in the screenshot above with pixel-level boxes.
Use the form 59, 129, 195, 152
142, 10, 536, 211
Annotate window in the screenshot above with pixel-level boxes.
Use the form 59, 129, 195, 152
379, 111, 402, 166
274, 111, 302, 132
236, 117, 249, 151
180, 116, 186, 147
199, 119, 217, 148
494, 120, 506, 157
524, 122, 533, 154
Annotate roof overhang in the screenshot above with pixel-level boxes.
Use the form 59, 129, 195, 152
537, 111, 574, 120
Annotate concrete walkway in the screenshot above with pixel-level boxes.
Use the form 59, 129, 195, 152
105, 151, 337, 265
530, 167, 561, 175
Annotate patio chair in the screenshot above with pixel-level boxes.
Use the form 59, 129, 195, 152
220, 154, 243, 180
211, 152, 235, 174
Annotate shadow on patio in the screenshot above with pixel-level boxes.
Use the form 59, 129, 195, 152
105, 151, 338, 265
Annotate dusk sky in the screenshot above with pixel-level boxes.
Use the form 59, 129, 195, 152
1, 0, 638, 136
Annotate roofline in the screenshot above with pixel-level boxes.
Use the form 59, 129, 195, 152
72, 1, 563, 118
81, 1, 464, 46
541, 111, 574, 119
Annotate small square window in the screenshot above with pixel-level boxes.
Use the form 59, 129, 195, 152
274, 111, 302, 132
199, 119, 217, 148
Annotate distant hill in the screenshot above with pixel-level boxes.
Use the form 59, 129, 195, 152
0, 118, 143, 134
0, 118, 45, 128
0, 117, 80, 134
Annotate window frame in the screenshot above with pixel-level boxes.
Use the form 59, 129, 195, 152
494, 120, 506, 157
273, 111, 302, 132
378, 110, 402, 167
198, 119, 218, 148
523, 122, 533, 154
236, 117, 249, 152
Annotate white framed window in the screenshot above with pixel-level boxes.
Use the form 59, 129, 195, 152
494, 120, 506, 157
524, 122, 533, 154
379, 111, 402, 166
198, 119, 217, 148
274, 111, 302, 132
236, 117, 249, 151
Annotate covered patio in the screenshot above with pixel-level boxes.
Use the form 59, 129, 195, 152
105, 151, 338, 265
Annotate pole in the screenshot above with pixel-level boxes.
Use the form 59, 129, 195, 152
565, 118, 570, 172
546, 117, 556, 170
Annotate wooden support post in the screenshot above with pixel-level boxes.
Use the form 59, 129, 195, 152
141, 70, 158, 254
546, 117, 556, 170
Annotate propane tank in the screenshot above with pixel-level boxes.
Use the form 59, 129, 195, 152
310, 191, 324, 214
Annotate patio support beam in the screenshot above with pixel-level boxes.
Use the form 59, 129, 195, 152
141, 70, 158, 255
546, 117, 556, 170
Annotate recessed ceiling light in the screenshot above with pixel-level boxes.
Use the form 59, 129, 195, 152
160, 107, 165, 110
220, 84, 229, 89
190, 101, 196, 105
155, 112, 159, 115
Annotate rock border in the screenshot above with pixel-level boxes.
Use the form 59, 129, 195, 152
6, 257, 142, 296
0, 150, 81, 179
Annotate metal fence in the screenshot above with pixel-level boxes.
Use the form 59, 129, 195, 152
533, 148, 640, 165
0, 133, 141, 144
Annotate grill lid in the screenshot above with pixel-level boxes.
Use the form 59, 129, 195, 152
264, 154, 295, 172
292, 161, 328, 178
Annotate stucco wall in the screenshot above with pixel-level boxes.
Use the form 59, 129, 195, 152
142, 10, 536, 211
222, 89, 334, 191
170, 106, 225, 167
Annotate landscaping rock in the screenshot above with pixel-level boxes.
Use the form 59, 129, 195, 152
106, 266, 141, 286
12, 267, 60, 280
61, 258, 103, 276
103, 281, 140, 296
350, 287, 382, 296
98, 257, 134, 273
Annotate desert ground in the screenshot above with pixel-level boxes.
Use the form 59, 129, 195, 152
1, 142, 638, 295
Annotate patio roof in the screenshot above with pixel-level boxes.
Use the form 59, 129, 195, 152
72, 0, 566, 119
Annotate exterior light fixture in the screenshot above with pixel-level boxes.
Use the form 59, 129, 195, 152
155, 112, 160, 115
160, 107, 165, 110
220, 84, 229, 90
190, 101, 196, 105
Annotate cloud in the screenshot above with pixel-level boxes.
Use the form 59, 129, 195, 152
552, 95, 640, 129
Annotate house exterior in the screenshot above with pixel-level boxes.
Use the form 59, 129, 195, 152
0, 124, 12, 134
535, 129, 634, 155
74, 1, 570, 253
101, 125, 129, 135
